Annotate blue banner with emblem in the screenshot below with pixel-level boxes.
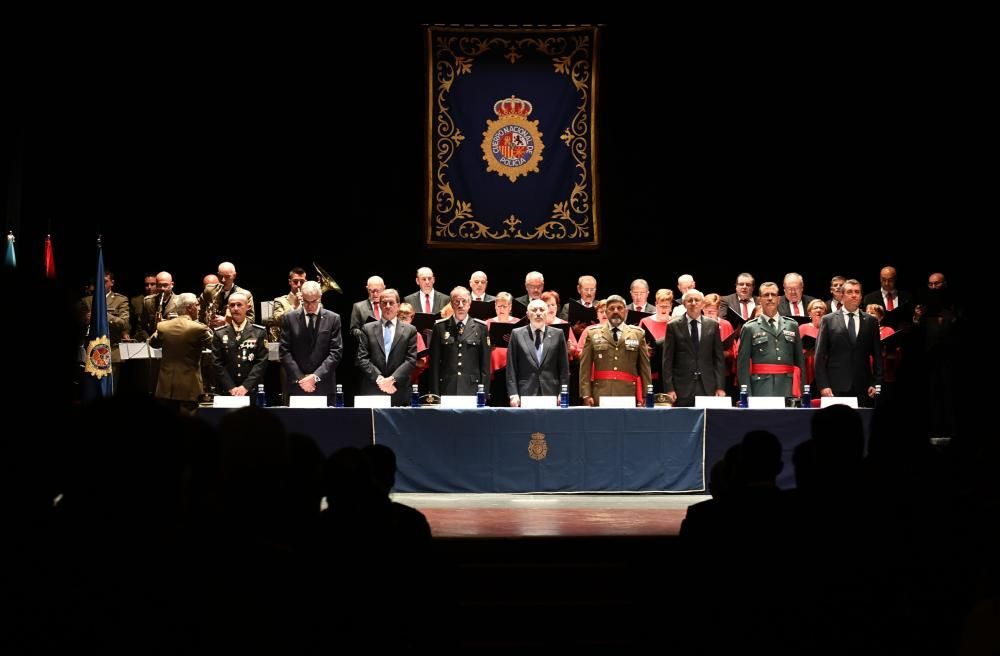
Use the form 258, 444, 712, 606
81, 238, 114, 400
425, 25, 601, 249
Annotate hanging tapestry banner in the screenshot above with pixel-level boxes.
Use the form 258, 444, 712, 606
425, 25, 601, 249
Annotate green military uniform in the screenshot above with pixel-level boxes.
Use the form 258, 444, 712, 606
579, 322, 651, 405
140, 292, 183, 340
736, 313, 805, 397
78, 292, 131, 344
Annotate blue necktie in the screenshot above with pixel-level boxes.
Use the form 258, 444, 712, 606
383, 320, 393, 354
847, 312, 856, 343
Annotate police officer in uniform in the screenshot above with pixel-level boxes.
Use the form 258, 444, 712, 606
429, 286, 491, 397
579, 295, 651, 406
211, 292, 268, 398
737, 282, 805, 398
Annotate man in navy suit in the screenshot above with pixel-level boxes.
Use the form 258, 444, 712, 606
662, 289, 727, 407
506, 299, 570, 406
356, 288, 418, 406
279, 280, 343, 402
814, 279, 883, 407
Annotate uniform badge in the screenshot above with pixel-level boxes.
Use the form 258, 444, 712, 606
84, 335, 113, 379
481, 96, 545, 183
528, 431, 548, 461
443, 331, 450, 341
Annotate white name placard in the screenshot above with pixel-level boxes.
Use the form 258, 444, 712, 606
695, 396, 734, 409
597, 396, 636, 409
747, 396, 786, 409
354, 395, 392, 408
820, 396, 859, 409
289, 396, 328, 408
213, 395, 250, 408
440, 395, 479, 409
519, 395, 558, 409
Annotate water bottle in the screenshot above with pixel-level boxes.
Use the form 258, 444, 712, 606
411, 384, 421, 408
801, 384, 811, 409
738, 384, 749, 409
476, 384, 486, 408
874, 384, 882, 408
256, 384, 266, 408
646, 384, 654, 408
335, 383, 345, 408
560, 384, 570, 408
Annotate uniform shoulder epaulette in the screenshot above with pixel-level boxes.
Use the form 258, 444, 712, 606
143, 293, 158, 301
213, 325, 228, 333
588, 324, 605, 331
435, 316, 450, 324
472, 318, 487, 325
252, 323, 266, 330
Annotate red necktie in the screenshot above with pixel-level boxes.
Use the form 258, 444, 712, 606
741, 300, 749, 319
424, 294, 431, 313
886, 294, 894, 311
373, 302, 380, 320
793, 302, 800, 315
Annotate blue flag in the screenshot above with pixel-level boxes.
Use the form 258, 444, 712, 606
4, 232, 14, 268
81, 238, 114, 400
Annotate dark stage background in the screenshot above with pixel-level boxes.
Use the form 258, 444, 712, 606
3, 13, 979, 312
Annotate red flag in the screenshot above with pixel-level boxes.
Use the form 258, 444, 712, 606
44, 234, 56, 279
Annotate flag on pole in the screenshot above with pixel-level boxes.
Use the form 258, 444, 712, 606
44, 234, 56, 279
4, 231, 14, 268
82, 237, 114, 400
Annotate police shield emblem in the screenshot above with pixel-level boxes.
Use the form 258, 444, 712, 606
84, 336, 113, 380
528, 431, 548, 461
481, 96, 545, 183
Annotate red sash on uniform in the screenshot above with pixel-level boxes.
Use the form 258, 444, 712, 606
749, 363, 801, 396
592, 369, 643, 404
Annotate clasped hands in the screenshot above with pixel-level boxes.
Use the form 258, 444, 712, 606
376, 375, 397, 395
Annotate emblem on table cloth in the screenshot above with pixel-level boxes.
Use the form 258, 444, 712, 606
528, 431, 548, 461
481, 96, 545, 183
84, 335, 113, 379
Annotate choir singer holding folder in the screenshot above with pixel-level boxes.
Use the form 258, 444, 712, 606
506, 300, 570, 406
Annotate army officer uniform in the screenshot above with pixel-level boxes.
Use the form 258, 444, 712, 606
212, 320, 269, 395
579, 323, 652, 405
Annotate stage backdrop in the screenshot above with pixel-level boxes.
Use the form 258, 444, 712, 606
425, 25, 600, 249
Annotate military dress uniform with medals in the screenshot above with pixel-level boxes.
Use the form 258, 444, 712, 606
736, 314, 805, 397
429, 317, 491, 396
579, 323, 652, 405
211, 320, 269, 395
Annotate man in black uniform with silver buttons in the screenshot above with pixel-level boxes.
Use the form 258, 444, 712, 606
429, 286, 491, 397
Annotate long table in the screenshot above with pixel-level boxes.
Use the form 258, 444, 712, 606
198, 407, 871, 493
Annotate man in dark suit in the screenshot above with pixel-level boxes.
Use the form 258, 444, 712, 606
814, 278, 883, 407
349, 275, 385, 341
861, 265, 911, 313
404, 267, 450, 315
211, 292, 268, 398
506, 299, 570, 405
628, 278, 656, 313
777, 272, 816, 318
279, 280, 343, 402
557, 274, 598, 322
514, 270, 545, 307
469, 271, 496, 303
429, 287, 491, 396
356, 289, 418, 406
662, 289, 727, 406
720, 272, 756, 321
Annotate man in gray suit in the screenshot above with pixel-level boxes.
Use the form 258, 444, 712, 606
356, 289, 418, 406
279, 280, 343, 402
662, 289, 727, 407
506, 299, 570, 406
814, 278, 883, 407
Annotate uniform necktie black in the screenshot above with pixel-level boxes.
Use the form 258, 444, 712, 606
307, 313, 316, 334
534, 328, 542, 348
612, 327, 620, 343
457, 321, 464, 336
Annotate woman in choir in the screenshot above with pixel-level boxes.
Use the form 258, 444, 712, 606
541, 290, 579, 356
398, 302, 429, 386
799, 299, 828, 389
639, 289, 674, 393
702, 293, 737, 393
485, 292, 521, 405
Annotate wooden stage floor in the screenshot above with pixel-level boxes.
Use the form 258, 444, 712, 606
396, 493, 710, 538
